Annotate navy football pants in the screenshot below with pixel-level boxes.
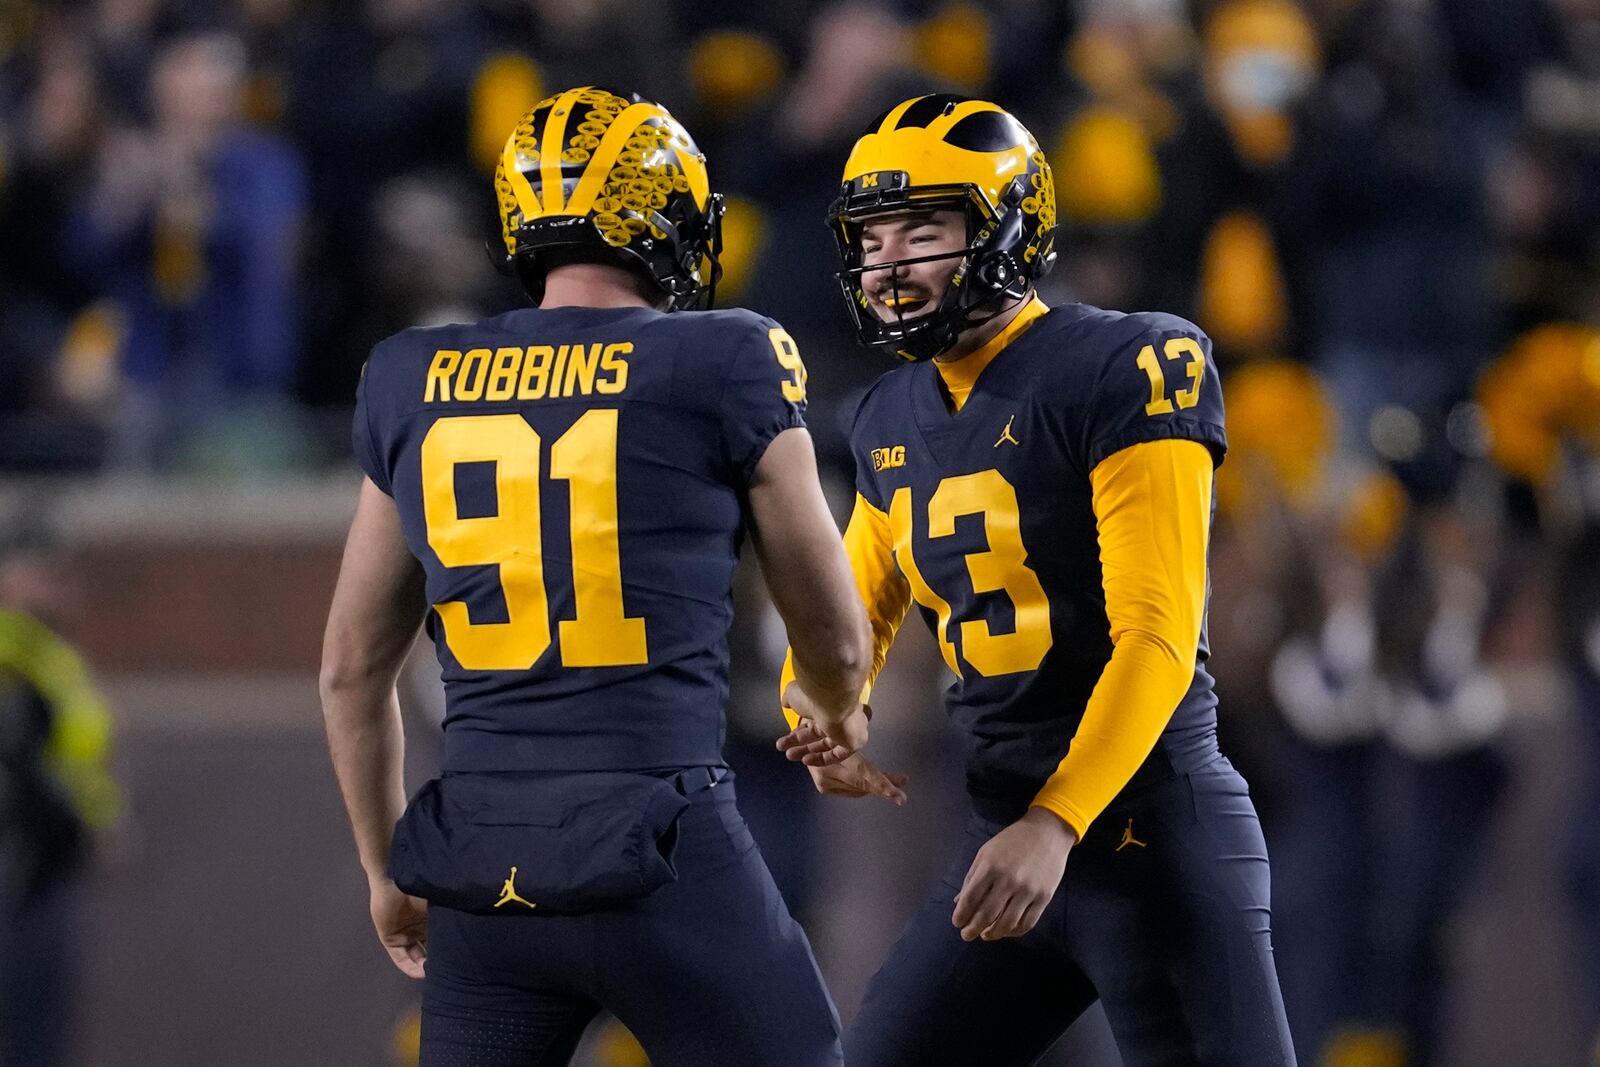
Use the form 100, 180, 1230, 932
419, 773, 842, 1067
849, 756, 1296, 1066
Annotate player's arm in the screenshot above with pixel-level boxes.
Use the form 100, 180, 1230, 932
952, 440, 1215, 943
319, 476, 429, 978
774, 488, 913, 802
746, 427, 874, 754
1028, 438, 1215, 839
777, 490, 913, 730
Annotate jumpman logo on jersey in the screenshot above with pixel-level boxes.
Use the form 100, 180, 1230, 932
1116, 819, 1148, 851
994, 415, 1020, 448
494, 866, 537, 909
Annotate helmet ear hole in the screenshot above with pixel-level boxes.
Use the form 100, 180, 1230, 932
975, 251, 1018, 292
1000, 174, 1029, 208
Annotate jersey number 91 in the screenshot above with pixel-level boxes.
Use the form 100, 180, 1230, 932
420, 410, 647, 671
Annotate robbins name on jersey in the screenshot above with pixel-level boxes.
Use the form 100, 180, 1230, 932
422, 341, 633, 403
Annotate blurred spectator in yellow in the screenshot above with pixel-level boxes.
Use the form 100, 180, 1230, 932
0, 510, 120, 1067
468, 50, 543, 174
912, 1, 990, 94
1049, 1, 1189, 313
71, 30, 309, 470
1196, 209, 1291, 359
1215, 359, 1335, 519
1203, 0, 1320, 170
683, 26, 785, 158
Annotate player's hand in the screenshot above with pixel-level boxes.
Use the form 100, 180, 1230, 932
951, 807, 1076, 942
776, 711, 874, 767
780, 681, 870, 759
779, 719, 907, 804
369, 876, 428, 979
803, 746, 909, 808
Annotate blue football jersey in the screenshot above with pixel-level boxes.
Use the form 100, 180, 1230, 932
354, 305, 807, 774
852, 304, 1227, 819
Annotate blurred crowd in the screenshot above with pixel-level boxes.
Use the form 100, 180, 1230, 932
2, 0, 1599, 1064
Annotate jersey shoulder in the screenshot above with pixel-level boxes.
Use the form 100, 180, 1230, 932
666, 305, 777, 338
358, 322, 454, 411
1039, 303, 1225, 469
665, 306, 783, 375
1022, 303, 1209, 385
660, 307, 809, 420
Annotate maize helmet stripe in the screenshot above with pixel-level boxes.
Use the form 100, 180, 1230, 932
679, 134, 710, 211
564, 101, 674, 216
841, 99, 1038, 218
501, 136, 543, 219
877, 95, 924, 134
537, 88, 585, 214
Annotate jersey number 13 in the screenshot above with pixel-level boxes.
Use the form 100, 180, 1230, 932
890, 469, 1053, 678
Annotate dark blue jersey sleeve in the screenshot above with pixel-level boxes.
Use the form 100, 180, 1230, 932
846, 371, 904, 512
352, 358, 393, 495
720, 317, 807, 486
1081, 315, 1227, 471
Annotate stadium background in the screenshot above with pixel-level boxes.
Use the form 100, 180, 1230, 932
1, 0, 1598, 1064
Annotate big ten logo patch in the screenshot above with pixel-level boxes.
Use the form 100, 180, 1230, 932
871, 446, 906, 471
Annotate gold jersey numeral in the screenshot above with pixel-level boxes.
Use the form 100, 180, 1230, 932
769, 327, 807, 403
1136, 337, 1205, 417
890, 469, 1053, 679
421, 411, 647, 670
551, 409, 648, 666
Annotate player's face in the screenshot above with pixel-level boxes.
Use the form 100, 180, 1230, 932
858, 209, 968, 323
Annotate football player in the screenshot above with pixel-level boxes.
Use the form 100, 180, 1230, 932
321, 87, 878, 1067
778, 94, 1297, 1064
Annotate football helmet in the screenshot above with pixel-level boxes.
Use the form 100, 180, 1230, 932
493, 87, 724, 310
827, 94, 1057, 361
